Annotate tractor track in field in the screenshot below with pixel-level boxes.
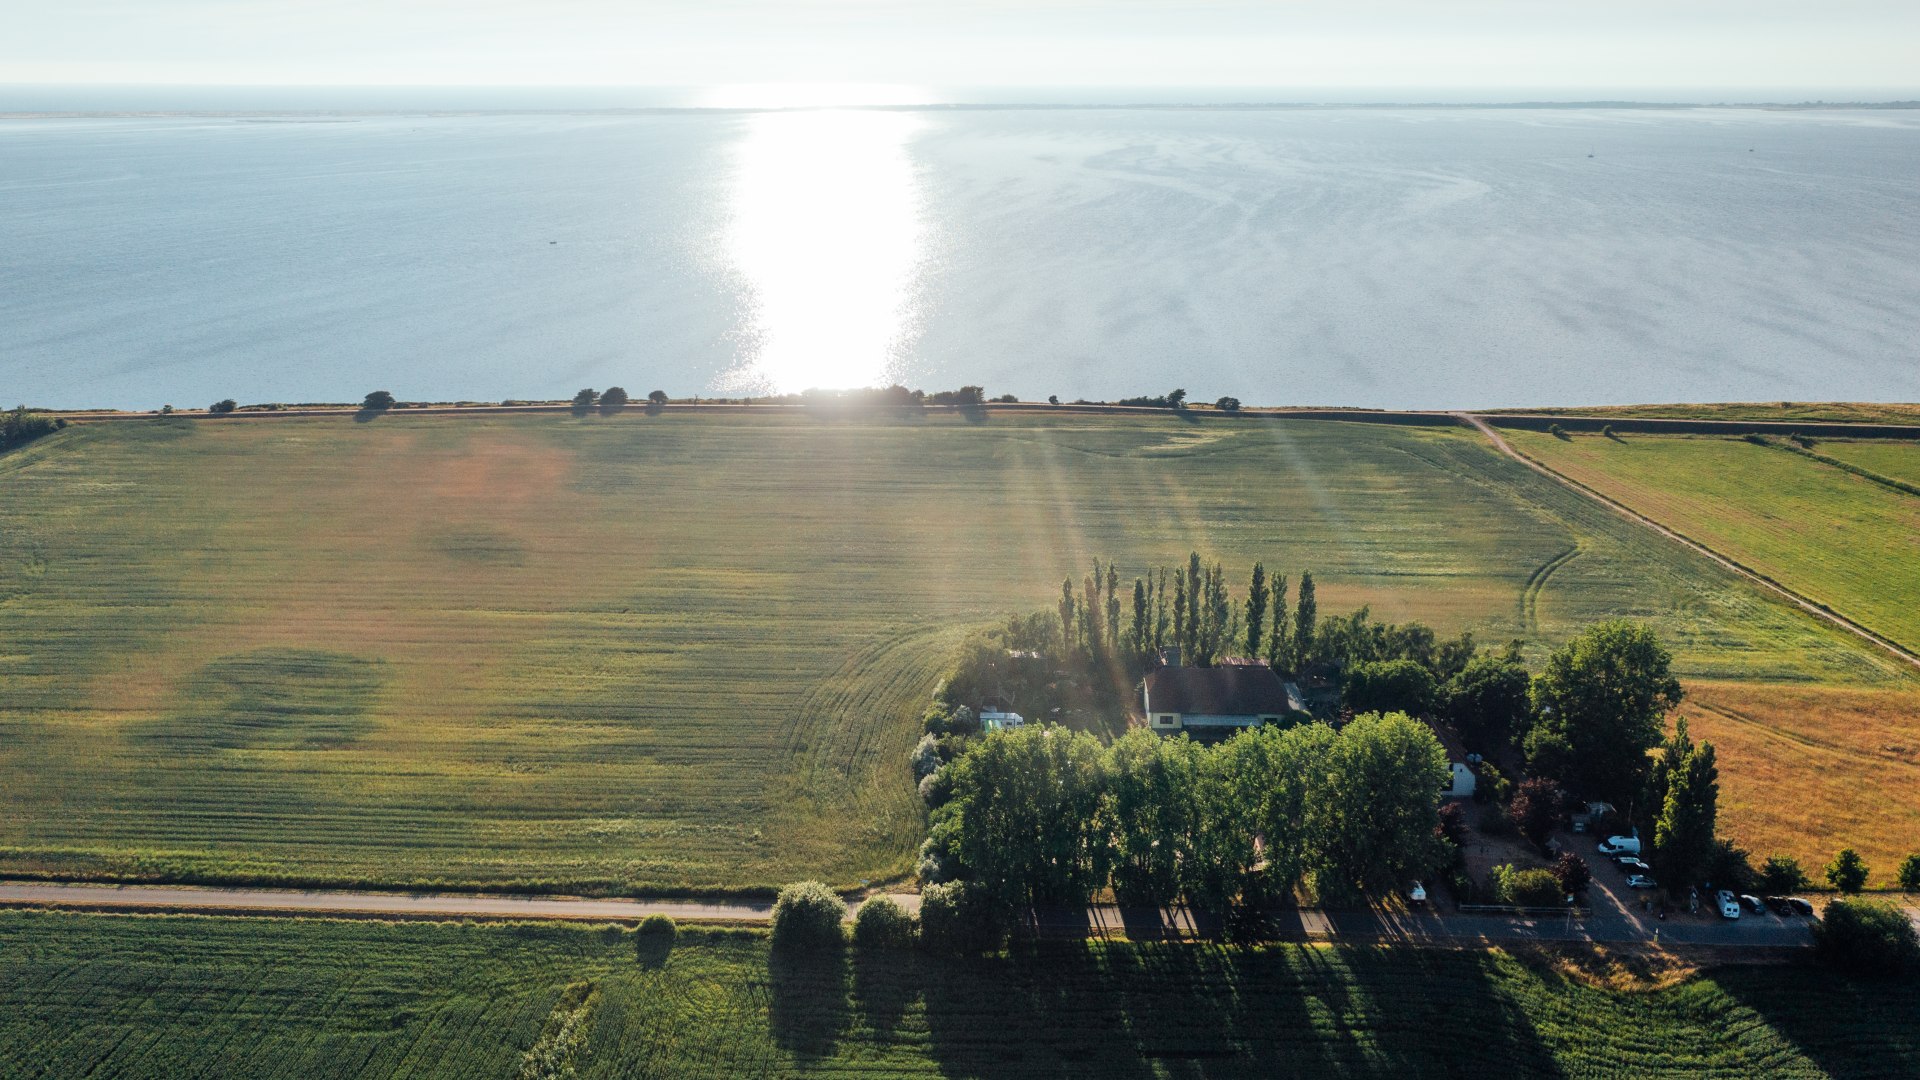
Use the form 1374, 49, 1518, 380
1457, 413, 1920, 674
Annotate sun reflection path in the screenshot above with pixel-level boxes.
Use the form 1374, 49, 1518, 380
720, 109, 927, 394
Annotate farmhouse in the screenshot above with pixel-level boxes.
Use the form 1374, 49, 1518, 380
1141, 662, 1291, 736
1425, 721, 1478, 800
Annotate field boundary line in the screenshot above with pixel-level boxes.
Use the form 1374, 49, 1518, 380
1456, 413, 1920, 674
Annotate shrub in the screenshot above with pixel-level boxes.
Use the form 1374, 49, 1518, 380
1507, 777, 1567, 850
852, 897, 917, 949
210, 399, 238, 415
991, 394, 1018, 404
1, 406, 67, 451
362, 390, 395, 410
637, 913, 675, 938
1826, 848, 1869, 894
1550, 852, 1591, 896
571, 388, 598, 412
770, 881, 845, 951
1491, 864, 1564, 907
918, 880, 1005, 954
1758, 854, 1813, 894
1435, 801, 1467, 850
1548, 423, 1568, 439
1343, 659, 1437, 716
1900, 853, 1920, 893
911, 733, 942, 780
1047, 395, 1059, 405
1814, 899, 1920, 976
1742, 432, 1770, 446
918, 768, 953, 808
1214, 396, 1242, 411
601, 386, 630, 409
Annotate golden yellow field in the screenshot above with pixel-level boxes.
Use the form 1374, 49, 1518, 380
1685, 681, 1920, 887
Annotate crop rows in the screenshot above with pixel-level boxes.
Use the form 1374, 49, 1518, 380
3, 911, 1916, 1078
0, 413, 1903, 891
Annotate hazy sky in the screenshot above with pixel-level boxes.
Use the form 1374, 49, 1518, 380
7, 0, 1918, 92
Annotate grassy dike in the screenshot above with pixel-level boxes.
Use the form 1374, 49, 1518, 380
3, 910, 1916, 1078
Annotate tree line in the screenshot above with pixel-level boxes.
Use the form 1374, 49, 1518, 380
1, 406, 66, 452
917, 711, 1452, 928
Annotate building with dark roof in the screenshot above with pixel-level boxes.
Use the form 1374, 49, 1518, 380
1141, 663, 1292, 736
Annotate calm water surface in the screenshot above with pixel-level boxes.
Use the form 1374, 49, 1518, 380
3, 107, 1917, 409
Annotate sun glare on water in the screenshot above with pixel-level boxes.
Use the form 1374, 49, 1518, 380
720, 106, 927, 394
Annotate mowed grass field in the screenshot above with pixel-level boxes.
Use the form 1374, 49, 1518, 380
4, 911, 1918, 1079
0, 412, 1905, 892
1817, 438, 1920, 491
1506, 430, 1920, 656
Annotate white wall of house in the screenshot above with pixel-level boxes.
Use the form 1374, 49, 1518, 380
1446, 761, 1477, 799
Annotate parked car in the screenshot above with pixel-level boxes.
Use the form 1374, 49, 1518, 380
1715, 890, 1741, 920
1625, 874, 1658, 889
1739, 894, 1766, 914
1597, 836, 1642, 857
1764, 895, 1795, 916
1785, 897, 1815, 917
1615, 857, 1652, 874
1408, 882, 1427, 906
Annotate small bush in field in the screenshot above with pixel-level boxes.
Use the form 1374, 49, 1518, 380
852, 897, 917, 949
771, 881, 844, 951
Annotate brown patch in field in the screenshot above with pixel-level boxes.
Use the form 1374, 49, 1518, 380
1513, 942, 1702, 992
1683, 680, 1920, 886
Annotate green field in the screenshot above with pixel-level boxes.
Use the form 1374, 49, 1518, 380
1817, 439, 1920, 492
2, 910, 1915, 1079
0, 413, 1904, 892
1492, 401, 1920, 426
1505, 430, 1920, 656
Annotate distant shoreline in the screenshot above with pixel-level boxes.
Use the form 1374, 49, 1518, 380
7, 100, 1920, 120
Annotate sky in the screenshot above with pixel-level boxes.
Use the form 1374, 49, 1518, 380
4, 0, 1918, 95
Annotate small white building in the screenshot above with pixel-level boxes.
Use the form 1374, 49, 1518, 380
979, 710, 1025, 731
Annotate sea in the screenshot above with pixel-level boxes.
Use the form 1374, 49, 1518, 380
4, 89, 1918, 410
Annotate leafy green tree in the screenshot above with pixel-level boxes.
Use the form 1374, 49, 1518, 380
362, 390, 395, 410
209, 398, 238, 414
1227, 721, 1333, 901
938, 725, 1110, 910
1899, 853, 1920, 893
1181, 737, 1260, 913
1443, 647, 1533, 754
1, 406, 67, 450
647, 389, 669, 405
1525, 620, 1682, 807
1104, 730, 1197, 908
917, 880, 1006, 954
1814, 899, 1920, 975
1214, 396, 1241, 411
1758, 854, 1812, 894
1650, 719, 1719, 893
1826, 848, 1869, 894
770, 881, 845, 950
1167, 388, 1188, 409
601, 386, 630, 409
852, 897, 917, 949
1491, 864, 1564, 906
1105, 562, 1121, 655
571, 388, 599, 412
1058, 578, 1076, 656
1265, 573, 1289, 669
1292, 571, 1317, 670
1244, 563, 1267, 659
1185, 553, 1203, 658
1343, 658, 1438, 715
1310, 711, 1451, 897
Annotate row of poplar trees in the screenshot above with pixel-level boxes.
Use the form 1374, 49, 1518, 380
1059, 555, 1319, 669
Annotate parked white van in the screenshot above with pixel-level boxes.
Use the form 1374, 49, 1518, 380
1596, 834, 1641, 856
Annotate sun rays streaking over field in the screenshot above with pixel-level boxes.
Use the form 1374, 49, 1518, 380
718, 108, 927, 395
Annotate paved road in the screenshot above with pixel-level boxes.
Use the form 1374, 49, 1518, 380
0, 881, 913, 922
1456, 412, 1920, 673
9, 880, 1903, 949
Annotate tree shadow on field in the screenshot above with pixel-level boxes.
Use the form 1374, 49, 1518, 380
768, 946, 850, 1062
852, 949, 919, 1041
1716, 960, 1920, 1077
919, 940, 1564, 1078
